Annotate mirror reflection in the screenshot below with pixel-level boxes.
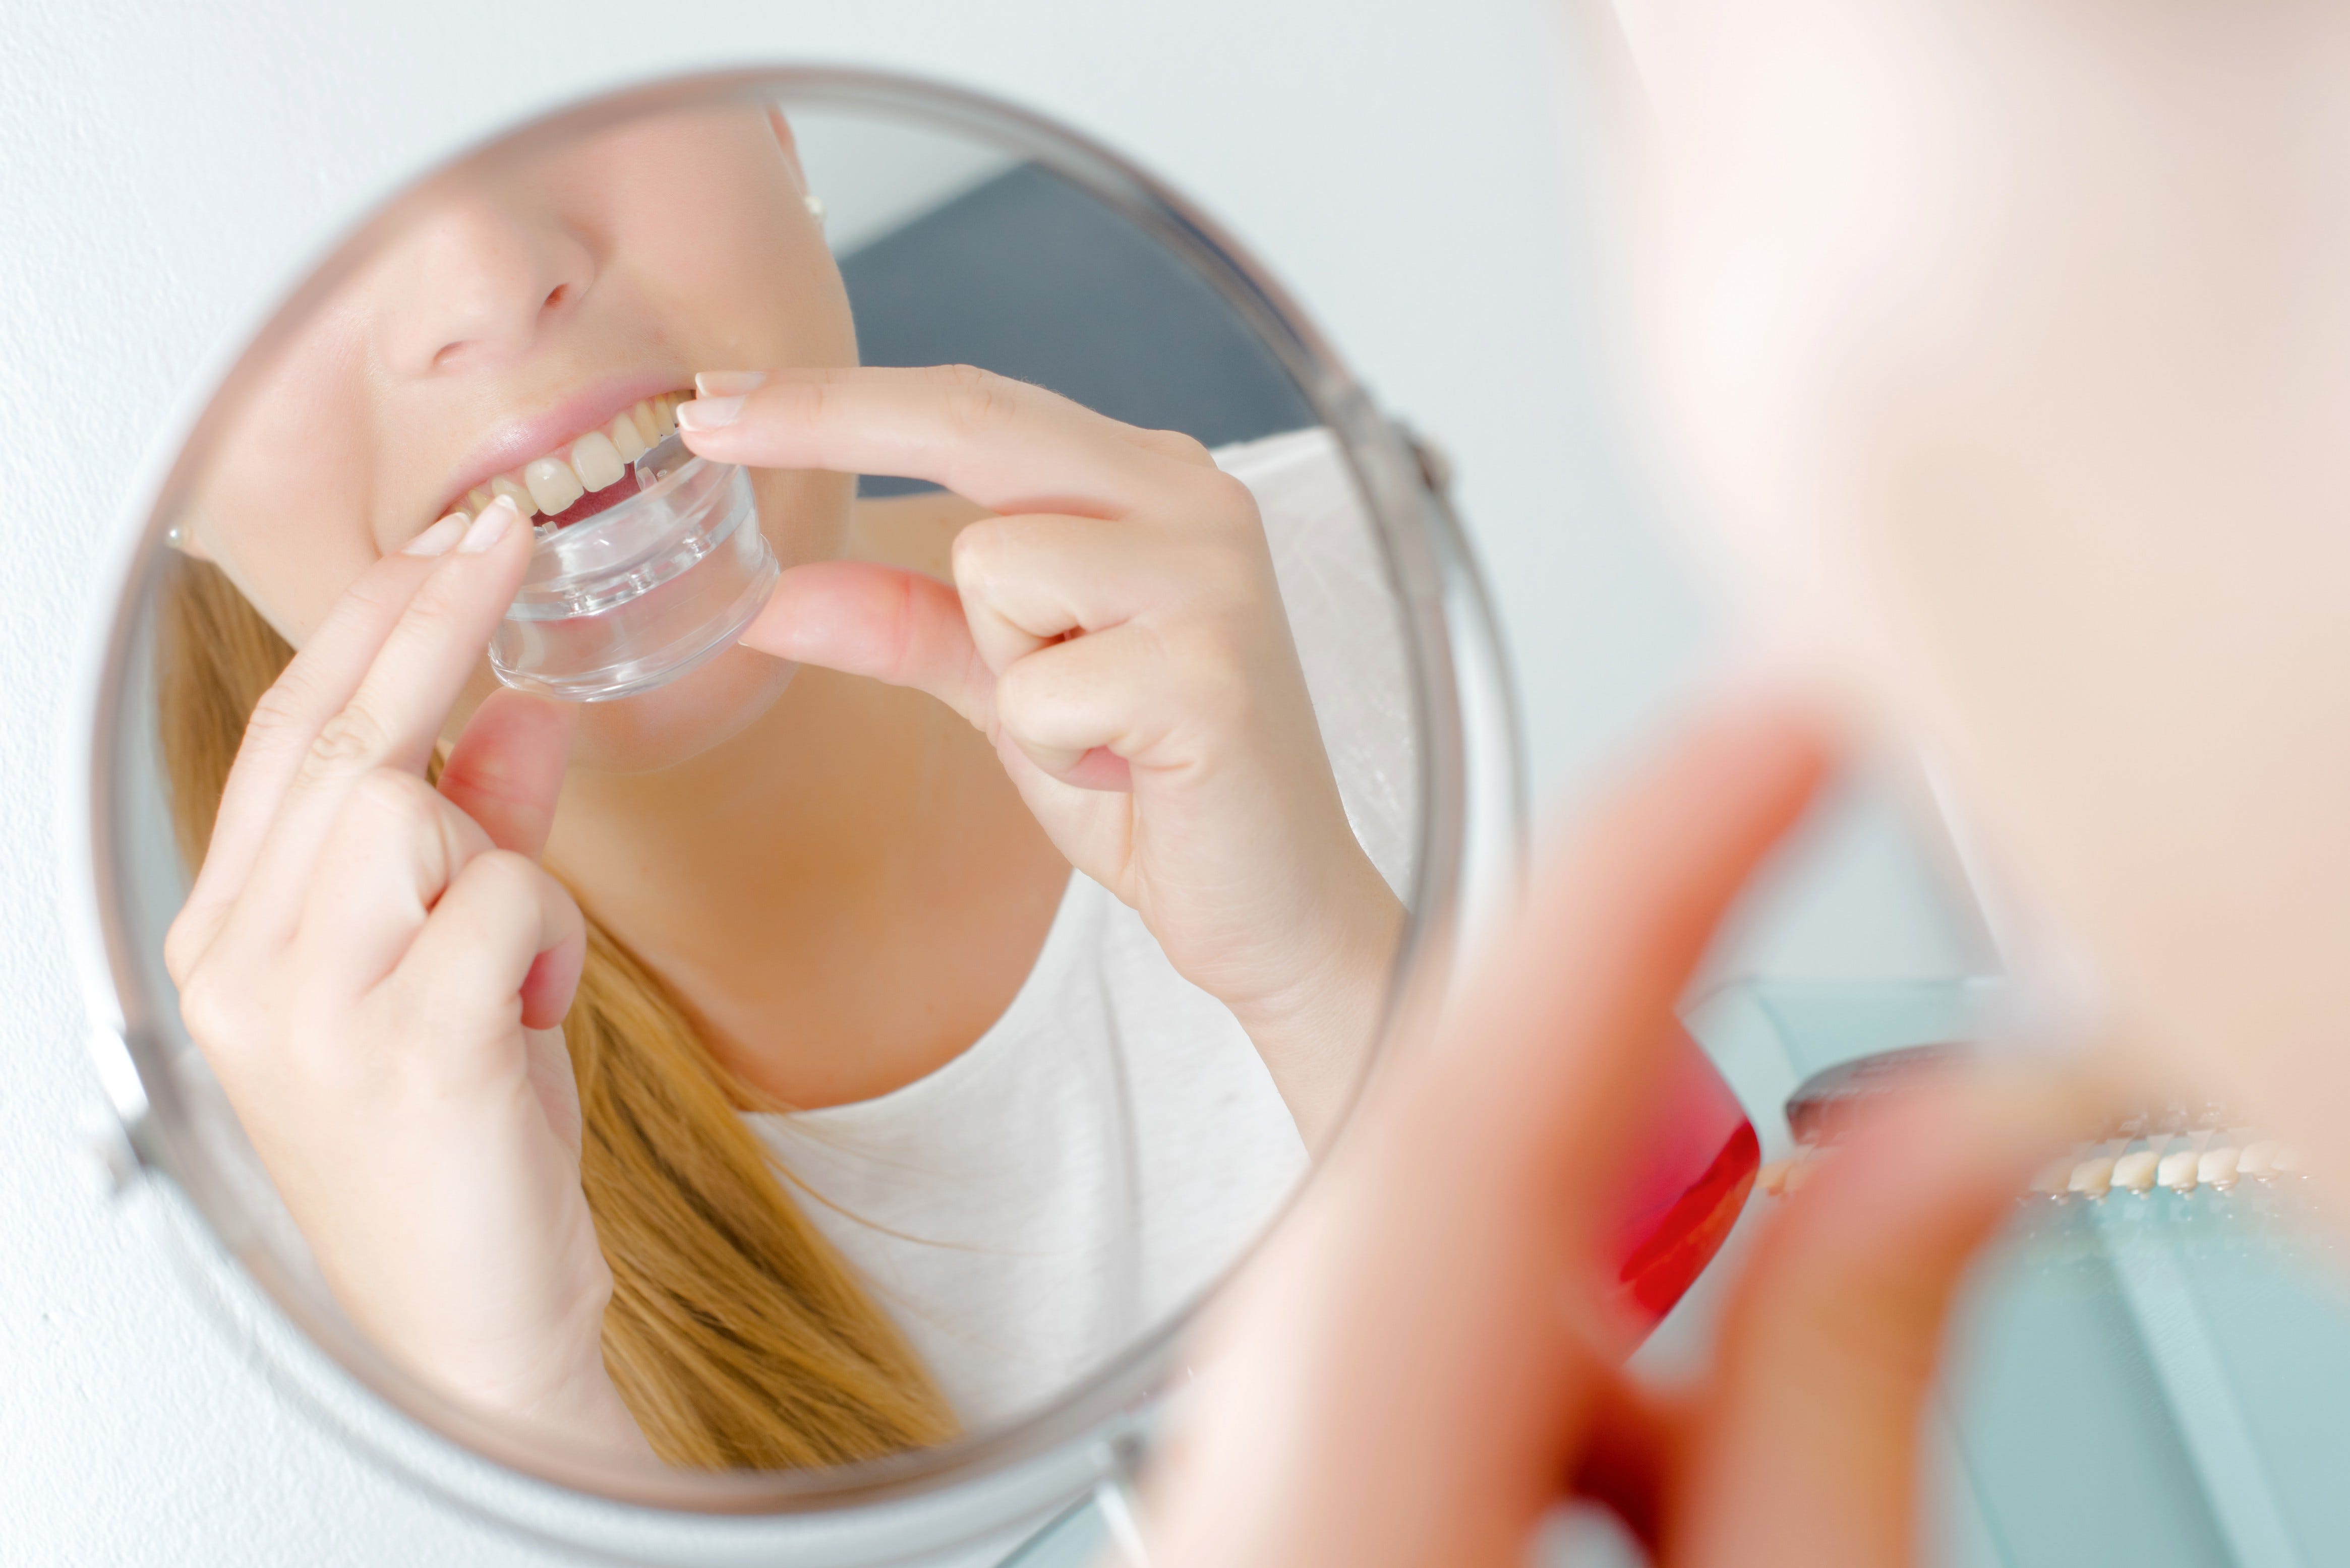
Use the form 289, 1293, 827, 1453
138, 94, 1420, 1471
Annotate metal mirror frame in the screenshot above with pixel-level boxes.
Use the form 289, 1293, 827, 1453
57, 66, 1523, 1566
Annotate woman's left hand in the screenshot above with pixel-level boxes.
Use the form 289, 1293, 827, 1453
680, 366, 1399, 1147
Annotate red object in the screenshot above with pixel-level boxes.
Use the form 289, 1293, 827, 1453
1605, 1023, 1760, 1334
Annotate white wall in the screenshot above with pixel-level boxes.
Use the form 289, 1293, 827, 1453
0, 1, 1977, 1562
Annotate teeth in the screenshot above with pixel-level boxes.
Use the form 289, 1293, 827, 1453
607, 412, 647, 463
571, 431, 626, 492
449, 390, 687, 526
523, 454, 584, 515
488, 474, 539, 518
2068, 1156, 2116, 1198
2112, 1149, 2159, 1194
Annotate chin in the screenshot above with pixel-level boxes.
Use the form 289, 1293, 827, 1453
570, 643, 797, 774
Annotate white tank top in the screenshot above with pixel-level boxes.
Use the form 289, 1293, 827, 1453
745, 871, 1306, 1429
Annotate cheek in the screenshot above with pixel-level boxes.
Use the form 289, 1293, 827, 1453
616, 134, 856, 374
204, 522, 381, 649
194, 352, 383, 646
1626, 5, 1999, 645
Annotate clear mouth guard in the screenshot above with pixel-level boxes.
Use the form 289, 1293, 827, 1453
489, 432, 779, 702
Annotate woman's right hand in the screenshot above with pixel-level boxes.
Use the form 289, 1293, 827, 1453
1143, 708, 2089, 1567
161, 500, 651, 1463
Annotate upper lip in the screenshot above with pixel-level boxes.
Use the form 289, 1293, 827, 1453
436, 370, 684, 518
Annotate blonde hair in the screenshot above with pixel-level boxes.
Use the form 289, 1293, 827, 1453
155, 554, 957, 1468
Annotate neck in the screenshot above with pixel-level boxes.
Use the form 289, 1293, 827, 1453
543, 516, 1069, 1110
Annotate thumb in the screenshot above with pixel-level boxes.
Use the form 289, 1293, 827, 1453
740, 559, 996, 730
1674, 1062, 2094, 1567
439, 688, 577, 859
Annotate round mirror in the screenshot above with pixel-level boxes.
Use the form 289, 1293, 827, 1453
63, 67, 1521, 1564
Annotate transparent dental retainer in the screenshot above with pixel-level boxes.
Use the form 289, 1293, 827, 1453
489, 432, 779, 701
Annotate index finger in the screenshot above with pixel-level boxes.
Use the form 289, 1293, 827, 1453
188, 504, 533, 970
223, 503, 533, 937
177, 517, 466, 958
675, 366, 1188, 520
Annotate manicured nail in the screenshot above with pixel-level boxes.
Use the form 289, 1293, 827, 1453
403, 514, 467, 557
694, 370, 768, 397
676, 394, 743, 432
459, 495, 516, 554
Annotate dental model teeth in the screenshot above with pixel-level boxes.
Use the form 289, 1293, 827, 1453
2068, 1156, 2117, 1199
570, 430, 626, 492
2113, 1150, 2160, 1195
1775, 1116, 2312, 1209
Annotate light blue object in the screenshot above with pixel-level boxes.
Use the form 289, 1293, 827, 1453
1686, 979, 2350, 1568
1000, 1497, 1111, 1567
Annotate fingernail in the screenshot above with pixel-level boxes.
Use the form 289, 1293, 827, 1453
403, 514, 467, 556
459, 495, 517, 554
677, 394, 743, 432
694, 370, 767, 397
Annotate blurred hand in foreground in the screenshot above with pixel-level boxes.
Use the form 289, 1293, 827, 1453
1144, 705, 2089, 1567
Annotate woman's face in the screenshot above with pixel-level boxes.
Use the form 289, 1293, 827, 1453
1605, 1, 2350, 1146
186, 104, 859, 771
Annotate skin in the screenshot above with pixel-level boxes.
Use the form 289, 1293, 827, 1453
1145, 709, 2092, 1568
186, 104, 1076, 1104
165, 508, 649, 1461
683, 368, 1400, 1137
165, 105, 1399, 1451
1606, 0, 2350, 1172
1148, 3, 2350, 1561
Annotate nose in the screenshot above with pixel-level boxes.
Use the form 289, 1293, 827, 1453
374, 193, 597, 377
